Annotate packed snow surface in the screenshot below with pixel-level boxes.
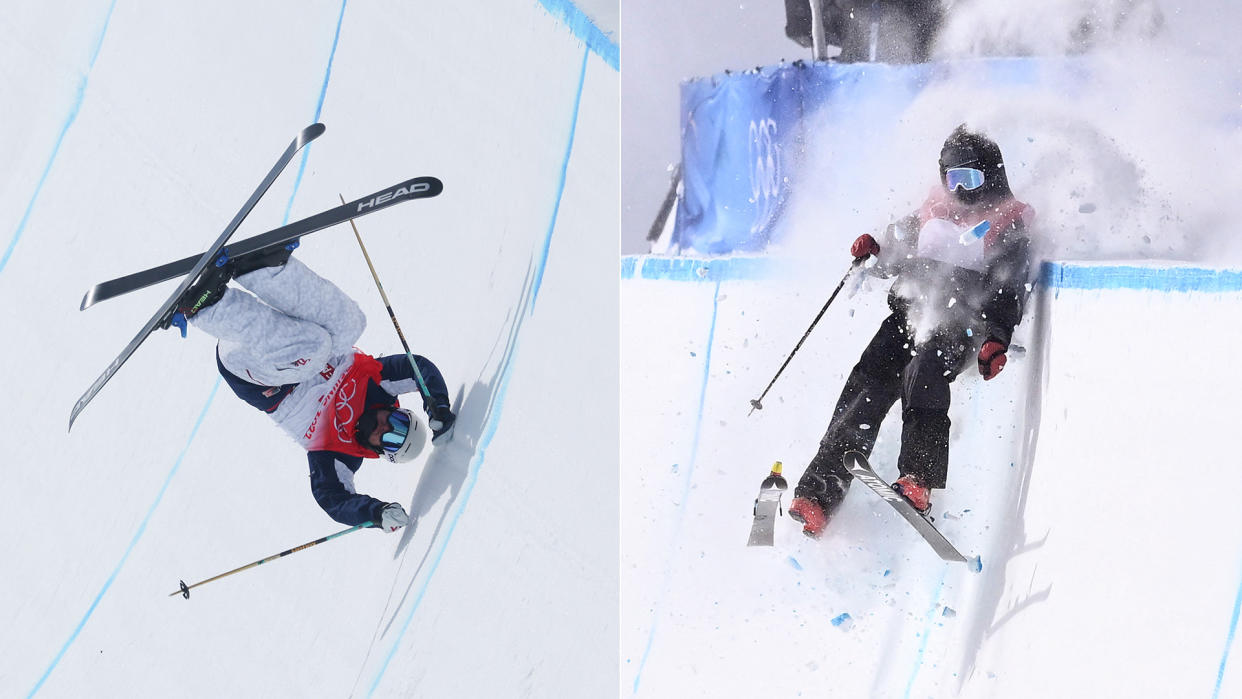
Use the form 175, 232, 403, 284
621, 258, 1242, 698
2, 3, 617, 697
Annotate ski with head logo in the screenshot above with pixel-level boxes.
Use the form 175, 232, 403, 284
843, 451, 980, 568
80, 175, 442, 310
69, 123, 326, 431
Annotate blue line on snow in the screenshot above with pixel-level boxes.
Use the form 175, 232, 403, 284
529, 47, 588, 312
624, 256, 1242, 293
366, 43, 590, 697
0, 0, 117, 278
536, 0, 619, 70
283, 0, 347, 225
902, 572, 948, 699
28, 380, 221, 698
632, 279, 722, 695
366, 343, 514, 697
621, 256, 774, 283
1040, 262, 1242, 292
31, 8, 344, 693
1213, 557, 1242, 698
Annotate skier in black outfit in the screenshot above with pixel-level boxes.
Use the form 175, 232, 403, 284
789, 125, 1035, 538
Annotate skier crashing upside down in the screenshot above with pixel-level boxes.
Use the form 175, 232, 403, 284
165, 242, 456, 534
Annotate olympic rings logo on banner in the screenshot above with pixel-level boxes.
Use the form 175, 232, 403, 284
748, 118, 781, 234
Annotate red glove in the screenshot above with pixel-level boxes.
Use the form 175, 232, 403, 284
978, 340, 1007, 380
850, 234, 880, 259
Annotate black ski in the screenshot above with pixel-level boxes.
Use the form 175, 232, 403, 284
69, 123, 325, 430
843, 451, 979, 567
747, 461, 788, 546
80, 176, 442, 310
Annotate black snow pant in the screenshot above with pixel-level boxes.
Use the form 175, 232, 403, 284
796, 311, 976, 503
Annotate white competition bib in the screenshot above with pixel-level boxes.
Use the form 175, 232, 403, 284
915, 218, 991, 272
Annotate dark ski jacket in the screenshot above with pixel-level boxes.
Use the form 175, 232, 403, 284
875, 186, 1034, 348
219, 352, 450, 527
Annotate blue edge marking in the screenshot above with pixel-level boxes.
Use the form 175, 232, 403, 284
624, 254, 1242, 697
536, 0, 619, 70
622, 256, 1242, 293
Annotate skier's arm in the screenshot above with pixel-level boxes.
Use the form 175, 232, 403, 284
307, 451, 389, 527
377, 354, 450, 408
980, 224, 1032, 347
870, 213, 920, 275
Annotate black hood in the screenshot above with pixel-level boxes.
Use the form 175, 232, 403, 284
938, 125, 1011, 205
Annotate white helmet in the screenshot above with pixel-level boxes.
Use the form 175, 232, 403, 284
376, 407, 427, 463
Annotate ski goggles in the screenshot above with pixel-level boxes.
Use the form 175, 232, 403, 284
945, 167, 985, 192
379, 410, 411, 453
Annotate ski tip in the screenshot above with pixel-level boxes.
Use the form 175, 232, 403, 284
80, 289, 95, 311
299, 123, 327, 146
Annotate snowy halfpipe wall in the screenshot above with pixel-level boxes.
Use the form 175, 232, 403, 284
1, 2, 617, 697
621, 256, 1242, 698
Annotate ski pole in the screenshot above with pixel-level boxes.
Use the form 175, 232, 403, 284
169, 522, 372, 599
340, 193, 433, 402
748, 258, 864, 415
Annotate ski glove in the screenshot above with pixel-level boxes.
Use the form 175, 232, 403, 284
850, 234, 880, 260
978, 340, 1007, 380
425, 402, 456, 444
379, 503, 410, 532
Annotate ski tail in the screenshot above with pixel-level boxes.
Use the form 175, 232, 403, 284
843, 451, 976, 565
69, 123, 325, 431
748, 461, 788, 546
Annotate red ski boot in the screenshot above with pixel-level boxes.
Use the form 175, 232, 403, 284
790, 472, 848, 538
892, 475, 931, 514
788, 497, 828, 538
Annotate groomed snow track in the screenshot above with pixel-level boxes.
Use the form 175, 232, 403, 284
621, 256, 1242, 699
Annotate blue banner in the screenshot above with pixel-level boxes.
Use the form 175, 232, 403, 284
672, 58, 1089, 255
674, 65, 804, 254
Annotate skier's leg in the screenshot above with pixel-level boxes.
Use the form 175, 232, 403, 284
794, 313, 909, 509
191, 286, 333, 387
896, 327, 974, 489
234, 256, 366, 357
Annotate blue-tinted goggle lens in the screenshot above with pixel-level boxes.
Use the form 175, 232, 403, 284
379, 411, 411, 452
945, 167, 985, 192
